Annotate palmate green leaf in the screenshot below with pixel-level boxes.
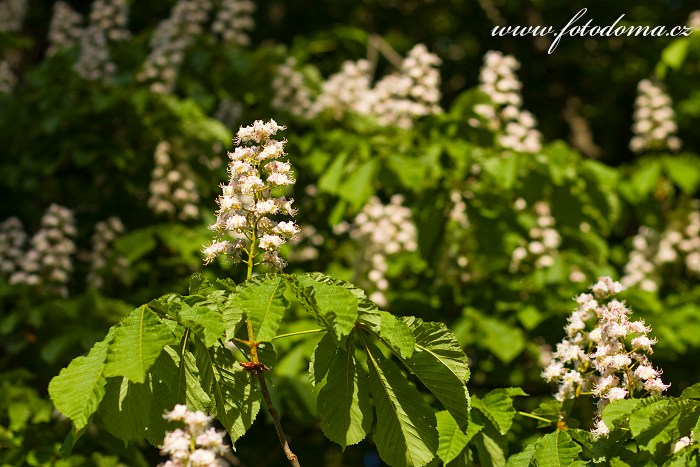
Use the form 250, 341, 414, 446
292, 272, 377, 313
318, 151, 349, 195
193, 338, 261, 443
145, 352, 180, 446
466, 410, 485, 442
506, 443, 536, 467
358, 309, 415, 359
681, 383, 700, 399
293, 273, 359, 341
590, 423, 632, 463
401, 317, 470, 428
446, 449, 474, 467
188, 273, 208, 295
297, 272, 415, 357
365, 342, 438, 467
339, 159, 378, 209
160, 344, 212, 413
624, 158, 663, 202
472, 388, 527, 436
436, 411, 469, 465
178, 305, 224, 348
232, 275, 288, 342
534, 430, 582, 467
49, 330, 114, 430
627, 399, 700, 456
318, 340, 373, 448
666, 448, 697, 467
222, 296, 243, 340
601, 398, 644, 428
482, 152, 517, 190
608, 458, 632, 467
148, 293, 187, 320
475, 427, 507, 467
664, 155, 700, 194
99, 376, 152, 443
103, 305, 178, 383
477, 316, 525, 364
309, 331, 337, 387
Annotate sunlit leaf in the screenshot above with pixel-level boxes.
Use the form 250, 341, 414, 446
49, 330, 114, 430
104, 306, 178, 383
317, 340, 373, 448
365, 342, 438, 467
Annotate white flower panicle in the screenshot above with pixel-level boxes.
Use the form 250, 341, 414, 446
205, 120, 299, 271
442, 189, 473, 284
630, 79, 681, 154
211, 0, 255, 46
87, 217, 126, 289
138, 0, 213, 93
148, 141, 201, 220
542, 277, 669, 436
351, 195, 418, 307
214, 98, 243, 130
0, 217, 27, 277
689, 11, 700, 30
0, 61, 17, 94
622, 206, 700, 292
88, 0, 130, 42
278, 43, 442, 128
9, 204, 77, 297
73, 0, 131, 81
0, 0, 27, 32
312, 59, 373, 119
271, 58, 315, 119
474, 50, 542, 153
510, 201, 560, 272
73, 26, 116, 81
159, 404, 230, 467
366, 44, 442, 128
479, 51, 522, 107
47, 2, 84, 56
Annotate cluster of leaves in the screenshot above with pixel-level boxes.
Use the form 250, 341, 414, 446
501, 384, 700, 466
48, 272, 470, 466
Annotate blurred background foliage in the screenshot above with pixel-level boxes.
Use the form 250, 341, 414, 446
0, 0, 699, 465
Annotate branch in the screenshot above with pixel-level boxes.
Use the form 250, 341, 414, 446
368, 34, 404, 70
563, 97, 602, 158
255, 371, 301, 467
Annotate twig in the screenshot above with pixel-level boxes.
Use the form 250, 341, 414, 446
223, 451, 245, 466
255, 371, 301, 467
562, 97, 602, 158
477, 0, 506, 26
368, 34, 404, 70
366, 34, 379, 79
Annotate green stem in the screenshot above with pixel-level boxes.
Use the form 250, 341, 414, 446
246, 240, 255, 281
272, 329, 325, 341
244, 235, 258, 363
517, 411, 554, 424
